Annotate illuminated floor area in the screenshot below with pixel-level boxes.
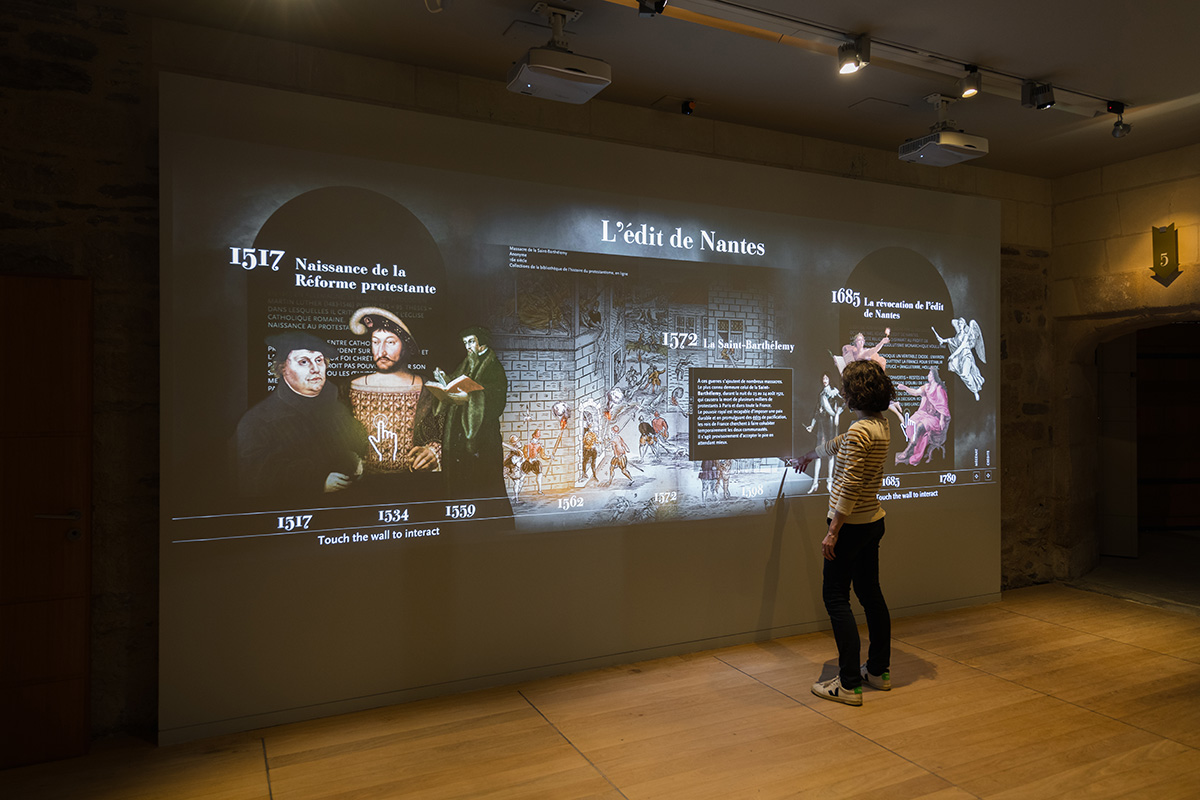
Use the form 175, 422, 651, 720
1070, 530, 1200, 615
4, 583, 1200, 799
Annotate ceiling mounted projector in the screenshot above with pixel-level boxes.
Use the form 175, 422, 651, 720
898, 93, 989, 167
507, 4, 611, 104
507, 46, 612, 104
899, 130, 989, 167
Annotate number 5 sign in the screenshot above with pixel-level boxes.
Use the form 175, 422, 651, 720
1151, 224, 1181, 287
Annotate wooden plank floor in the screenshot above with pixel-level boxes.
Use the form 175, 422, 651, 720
4, 583, 1200, 799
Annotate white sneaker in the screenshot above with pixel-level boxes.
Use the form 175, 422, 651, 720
811, 676, 863, 706
860, 663, 891, 691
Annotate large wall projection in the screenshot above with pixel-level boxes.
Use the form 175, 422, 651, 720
160, 74, 1001, 741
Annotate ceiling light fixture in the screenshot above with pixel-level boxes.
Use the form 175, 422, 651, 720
637, 0, 667, 17
957, 65, 981, 98
1020, 81, 1055, 109
837, 34, 870, 74
596, 0, 1120, 117
1108, 101, 1132, 138
1034, 84, 1055, 109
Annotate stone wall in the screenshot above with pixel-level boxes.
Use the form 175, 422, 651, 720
1043, 148, 1200, 582
6, 0, 1155, 737
1, 1, 159, 737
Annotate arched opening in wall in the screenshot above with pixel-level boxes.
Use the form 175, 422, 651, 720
1088, 322, 1200, 611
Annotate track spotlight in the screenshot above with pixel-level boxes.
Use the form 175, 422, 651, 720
1033, 83, 1055, 109
1108, 101, 1131, 138
637, 0, 667, 16
1020, 81, 1055, 109
837, 35, 870, 74
957, 66, 980, 99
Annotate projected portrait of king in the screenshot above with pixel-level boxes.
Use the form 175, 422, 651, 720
348, 307, 443, 475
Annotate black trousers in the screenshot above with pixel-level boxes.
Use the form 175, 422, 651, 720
822, 517, 890, 689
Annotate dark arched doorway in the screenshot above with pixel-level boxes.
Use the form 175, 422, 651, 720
1086, 322, 1200, 611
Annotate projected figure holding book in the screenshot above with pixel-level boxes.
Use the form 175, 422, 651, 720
348, 307, 443, 474
435, 326, 511, 510
236, 332, 366, 498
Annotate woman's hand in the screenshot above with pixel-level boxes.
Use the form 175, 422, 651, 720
821, 528, 839, 560
823, 512, 845, 560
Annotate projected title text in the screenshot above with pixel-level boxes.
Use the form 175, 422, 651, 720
601, 220, 766, 256
227, 247, 438, 295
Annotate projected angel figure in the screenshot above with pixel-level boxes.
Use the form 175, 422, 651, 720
895, 367, 951, 466
833, 327, 890, 374
934, 318, 986, 401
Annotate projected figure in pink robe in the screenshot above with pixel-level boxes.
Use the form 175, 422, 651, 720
895, 367, 951, 466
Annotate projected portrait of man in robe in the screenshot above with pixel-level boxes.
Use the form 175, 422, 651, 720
435, 326, 512, 516
235, 332, 367, 499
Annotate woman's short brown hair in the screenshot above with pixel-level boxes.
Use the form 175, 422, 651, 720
841, 359, 895, 413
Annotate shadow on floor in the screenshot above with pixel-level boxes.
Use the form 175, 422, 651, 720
1067, 530, 1200, 616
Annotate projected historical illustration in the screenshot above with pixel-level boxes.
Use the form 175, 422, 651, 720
161, 116, 999, 549
157, 74, 1003, 742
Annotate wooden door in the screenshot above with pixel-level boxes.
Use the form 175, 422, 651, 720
0, 275, 92, 768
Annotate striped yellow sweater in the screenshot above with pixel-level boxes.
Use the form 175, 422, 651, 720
817, 415, 890, 523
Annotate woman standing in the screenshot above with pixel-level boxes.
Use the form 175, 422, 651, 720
794, 359, 895, 706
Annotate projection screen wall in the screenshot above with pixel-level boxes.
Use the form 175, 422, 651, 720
159, 73, 1000, 742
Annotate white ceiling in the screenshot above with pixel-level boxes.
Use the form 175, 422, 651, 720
109, 0, 1200, 177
